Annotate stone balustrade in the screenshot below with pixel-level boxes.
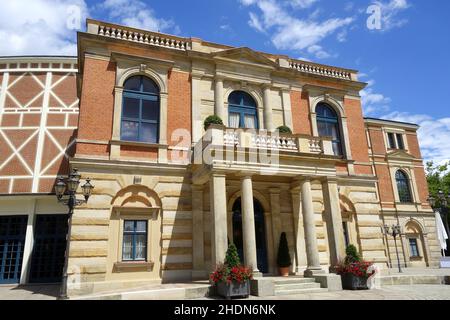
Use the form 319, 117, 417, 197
89, 21, 190, 51
205, 125, 334, 156
288, 59, 353, 80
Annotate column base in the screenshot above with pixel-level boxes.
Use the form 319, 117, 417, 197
304, 268, 325, 278
252, 271, 264, 278
192, 270, 209, 281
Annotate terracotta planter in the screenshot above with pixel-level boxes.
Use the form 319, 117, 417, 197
341, 273, 369, 290
278, 267, 290, 277
216, 280, 250, 300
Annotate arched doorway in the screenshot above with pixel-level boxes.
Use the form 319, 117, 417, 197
232, 197, 268, 273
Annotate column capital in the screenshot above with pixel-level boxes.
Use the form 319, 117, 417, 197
191, 184, 204, 192
269, 187, 281, 195
215, 75, 225, 81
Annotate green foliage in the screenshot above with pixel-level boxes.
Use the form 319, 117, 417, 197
204, 115, 224, 131
344, 244, 361, 264
224, 243, 241, 268
277, 232, 292, 268
426, 161, 450, 205
277, 126, 292, 134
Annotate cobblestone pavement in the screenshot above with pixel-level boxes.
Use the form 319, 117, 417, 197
202, 285, 450, 300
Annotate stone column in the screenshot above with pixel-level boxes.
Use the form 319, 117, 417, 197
241, 175, 260, 275
322, 178, 345, 269
263, 85, 273, 131
270, 188, 282, 274
214, 77, 225, 122
300, 178, 322, 276
192, 185, 206, 279
291, 189, 307, 274
209, 174, 228, 268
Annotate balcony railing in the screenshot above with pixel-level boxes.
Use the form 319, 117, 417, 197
203, 125, 335, 156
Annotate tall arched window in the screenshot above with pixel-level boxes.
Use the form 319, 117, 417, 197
396, 170, 413, 203
121, 75, 160, 143
228, 91, 258, 129
316, 103, 342, 156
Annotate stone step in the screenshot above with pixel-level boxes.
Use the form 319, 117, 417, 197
273, 278, 316, 285
275, 288, 328, 296
274, 282, 321, 291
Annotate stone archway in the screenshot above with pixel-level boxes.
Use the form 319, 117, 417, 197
404, 219, 429, 267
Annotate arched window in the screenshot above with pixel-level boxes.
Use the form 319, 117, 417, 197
121, 75, 160, 143
396, 170, 413, 203
316, 103, 342, 156
228, 91, 258, 129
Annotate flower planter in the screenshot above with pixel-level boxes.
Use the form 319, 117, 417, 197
279, 267, 290, 277
341, 273, 369, 290
216, 280, 250, 300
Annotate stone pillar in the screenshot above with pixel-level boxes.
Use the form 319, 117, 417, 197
241, 175, 260, 275
291, 189, 307, 274
214, 77, 225, 122
301, 178, 322, 276
263, 85, 273, 131
192, 185, 206, 279
270, 188, 282, 275
209, 174, 228, 268
322, 178, 345, 269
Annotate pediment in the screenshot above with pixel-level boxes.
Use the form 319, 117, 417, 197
212, 47, 277, 68
386, 149, 415, 160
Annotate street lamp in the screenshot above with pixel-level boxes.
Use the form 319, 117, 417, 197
428, 190, 450, 256
55, 168, 94, 299
383, 224, 403, 273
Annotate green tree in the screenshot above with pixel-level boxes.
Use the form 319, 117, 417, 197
224, 243, 241, 268
344, 244, 361, 264
426, 161, 450, 206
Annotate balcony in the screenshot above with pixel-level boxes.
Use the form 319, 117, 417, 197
200, 125, 335, 156
191, 125, 340, 182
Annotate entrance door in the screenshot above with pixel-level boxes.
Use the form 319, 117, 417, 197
232, 198, 268, 273
29, 215, 68, 283
0, 216, 27, 284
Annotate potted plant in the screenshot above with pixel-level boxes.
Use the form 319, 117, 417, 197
210, 243, 253, 299
335, 245, 375, 290
276, 126, 292, 134
277, 232, 292, 277
204, 115, 224, 131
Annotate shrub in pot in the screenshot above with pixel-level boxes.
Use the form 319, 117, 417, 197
277, 232, 292, 277
204, 115, 224, 131
335, 245, 375, 290
276, 126, 292, 134
210, 243, 253, 299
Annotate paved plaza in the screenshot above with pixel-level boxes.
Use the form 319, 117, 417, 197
1, 284, 450, 300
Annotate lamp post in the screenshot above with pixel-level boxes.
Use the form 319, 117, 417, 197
428, 190, 450, 256
55, 168, 94, 299
383, 224, 403, 273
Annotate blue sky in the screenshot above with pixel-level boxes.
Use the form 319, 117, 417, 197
0, 0, 449, 164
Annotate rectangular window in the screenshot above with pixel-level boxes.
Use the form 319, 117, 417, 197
387, 133, 396, 149
122, 220, 147, 261
409, 238, 420, 257
396, 134, 405, 150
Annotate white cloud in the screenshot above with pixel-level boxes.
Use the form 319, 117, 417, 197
360, 78, 391, 116
99, 0, 179, 34
382, 112, 450, 164
289, 0, 319, 9
0, 0, 88, 56
372, 0, 410, 30
240, 0, 353, 59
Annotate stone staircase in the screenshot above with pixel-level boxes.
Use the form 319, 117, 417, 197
273, 277, 327, 296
